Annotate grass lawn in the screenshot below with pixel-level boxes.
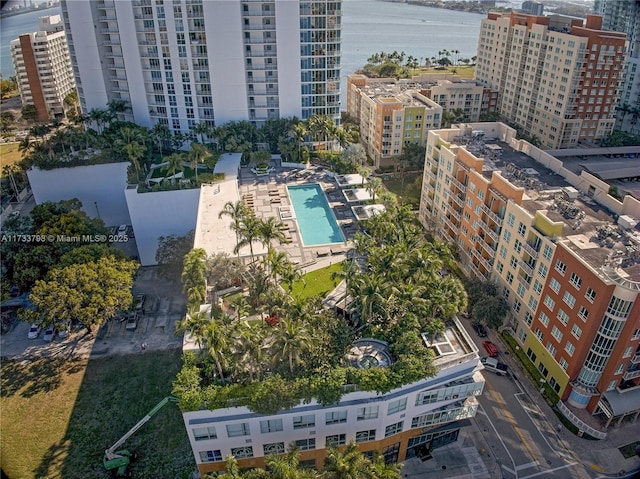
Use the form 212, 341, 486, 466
0, 142, 23, 173
383, 174, 422, 206
288, 262, 343, 300
410, 65, 475, 79
0, 348, 194, 479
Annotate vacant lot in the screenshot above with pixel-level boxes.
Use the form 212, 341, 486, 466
0, 348, 194, 479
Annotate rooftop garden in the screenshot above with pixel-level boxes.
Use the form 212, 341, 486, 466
172, 204, 468, 414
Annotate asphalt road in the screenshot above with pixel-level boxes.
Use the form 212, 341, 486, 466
468, 328, 598, 479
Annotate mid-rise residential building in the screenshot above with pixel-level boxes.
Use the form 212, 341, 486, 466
60, 0, 341, 133
10, 15, 76, 122
595, 0, 640, 135
521, 1, 544, 16
183, 321, 484, 475
475, 12, 627, 149
346, 74, 497, 167
419, 123, 640, 430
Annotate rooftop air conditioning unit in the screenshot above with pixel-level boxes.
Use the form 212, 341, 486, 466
618, 215, 638, 230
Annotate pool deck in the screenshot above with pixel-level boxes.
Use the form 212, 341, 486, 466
238, 164, 357, 269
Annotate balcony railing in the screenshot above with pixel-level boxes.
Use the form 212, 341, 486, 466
518, 259, 534, 277
557, 401, 607, 439
523, 240, 539, 258
631, 353, 640, 365
450, 176, 467, 193
623, 369, 640, 381
450, 194, 464, 207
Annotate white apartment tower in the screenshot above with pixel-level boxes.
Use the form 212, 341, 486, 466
595, 0, 640, 135
10, 15, 76, 122
60, 0, 341, 133
475, 12, 627, 149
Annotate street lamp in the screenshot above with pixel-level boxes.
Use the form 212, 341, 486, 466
539, 378, 546, 394
94, 201, 101, 220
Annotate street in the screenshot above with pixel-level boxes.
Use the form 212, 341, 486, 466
469, 329, 598, 479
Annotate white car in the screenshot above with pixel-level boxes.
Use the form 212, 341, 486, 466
28, 324, 40, 339
117, 224, 128, 234
43, 326, 55, 342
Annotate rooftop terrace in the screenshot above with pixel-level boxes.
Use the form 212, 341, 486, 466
445, 134, 640, 288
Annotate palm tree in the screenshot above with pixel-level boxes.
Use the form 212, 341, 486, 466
175, 310, 210, 352
182, 248, 208, 311
191, 121, 211, 144
163, 152, 186, 181
258, 217, 287, 252
353, 273, 387, 327
151, 122, 171, 156
231, 320, 266, 382
235, 214, 262, 262
124, 141, 146, 182
290, 122, 307, 162
219, 200, 250, 258
189, 142, 213, 184
271, 316, 313, 374
265, 248, 290, 283
366, 176, 383, 202
322, 443, 372, 479
202, 319, 229, 381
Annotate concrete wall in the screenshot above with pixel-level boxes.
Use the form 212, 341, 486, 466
27, 163, 130, 226
125, 186, 200, 266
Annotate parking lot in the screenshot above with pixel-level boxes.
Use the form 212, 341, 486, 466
0, 266, 187, 359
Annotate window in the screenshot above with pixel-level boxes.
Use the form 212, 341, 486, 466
539, 312, 550, 327
513, 300, 521, 313
559, 357, 568, 370
510, 256, 518, 269
549, 278, 561, 294
538, 263, 548, 278
263, 442, 285, 455
295, 438, 315, 451
555, 260, 567, 275
577, 306, 589, 321
385, 421, 403, 437
557, 309, 569, 325
569, 273, 582, 290
293, 415, 315, 429
524, 311, 533, 326
387, 398, 407, 415
551, 326, 563, 342
565, 341, 575, 356
326, 434, 346, 447
507, 213, 515, 226
585, 287, 596, 303
623, 346, 633, 358
325, 411, 347, 425
260, 419, 283, 433
528, 297, 538, 311
231, 447, 254, 459
518, 222, 527, 237
355, 430, 376, 443
633, 329, 640, 340
543, 295, 555, 311
500, 245, 507, 259
533, 280, 543, 295
546, 342, 557, 356
534, 328, 543, 341
199, 450, 223, 463
506, 272, 514, 285
615, 364, 624, 375
517, 284, 526, 298
571, 324, 582, 339
193, 427, 217, 441
357, 406, 379, 421
543, 245, 553, 260
226, 423, 250, 437
563, 291, 576, 309
503, 230, 512, 243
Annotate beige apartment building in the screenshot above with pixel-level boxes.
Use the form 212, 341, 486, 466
475, 12, 627, 149
10, 15, 76, 122
420, 123, 640, 431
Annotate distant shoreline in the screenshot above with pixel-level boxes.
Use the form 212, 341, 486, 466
0, 4, 60, 20
379, 0, 504, 15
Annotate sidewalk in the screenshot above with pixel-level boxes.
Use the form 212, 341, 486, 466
493, 331, 640, 477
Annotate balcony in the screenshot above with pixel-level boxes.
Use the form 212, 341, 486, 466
446, 202, 461, 221
523, 240, 539, 258
480, 203, 502, 225
455, 159, 469, 172
631, 353, 640, 365
450, 176, 466, 193
450, 194, 464, 208
443, 216, 459, 234
489, 186, 508, 204
478, 219, 499, 243
518, 259, 534, 277
623, 369, 640, 381
479, 238, 496, 257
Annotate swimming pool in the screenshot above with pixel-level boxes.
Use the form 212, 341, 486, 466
287, 184, 345, 246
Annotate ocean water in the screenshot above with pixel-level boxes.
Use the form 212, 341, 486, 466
0, 0, 482, 108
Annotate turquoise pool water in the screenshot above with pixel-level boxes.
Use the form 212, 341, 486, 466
287, 184, 345, 246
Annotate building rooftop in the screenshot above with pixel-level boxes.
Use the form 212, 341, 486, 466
353, 77, 446, 109
422, 317, 479, 371
446, 134, 640, 287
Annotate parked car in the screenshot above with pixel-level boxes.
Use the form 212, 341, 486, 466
134, 293, 146, 311
481, 357, 509, 376
117, 224, 128, 235
482, 340, 499, 357
125, 312, 138, 331
28, 323, 40, 339
472, 322, 487, 337
43, 325, 55, 342
58, 322, 70, 339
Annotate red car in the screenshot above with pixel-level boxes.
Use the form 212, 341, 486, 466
483, 341, 499, 358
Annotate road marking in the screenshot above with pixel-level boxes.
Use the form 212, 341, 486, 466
502, 464, 516, 475
485, 381, 539, 463
514, 393, 556, 454
478, 403, 518, 475
515, 461, 540, 471
519, 461, 579, 479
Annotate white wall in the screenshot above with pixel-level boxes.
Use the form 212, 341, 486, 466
125, 186, 200, 266
27, 163, 130, 226
205, 1, 248, 123
276, 0, 302, 117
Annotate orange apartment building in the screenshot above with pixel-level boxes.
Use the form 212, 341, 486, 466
420, 123, 640, 432
475, 12, 627, 149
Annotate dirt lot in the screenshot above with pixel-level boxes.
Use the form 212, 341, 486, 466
0, 266, 187, 360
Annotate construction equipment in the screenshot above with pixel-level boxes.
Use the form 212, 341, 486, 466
103, 396, 178, 476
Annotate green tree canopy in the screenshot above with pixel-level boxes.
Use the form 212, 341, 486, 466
156, 230, 195, 281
